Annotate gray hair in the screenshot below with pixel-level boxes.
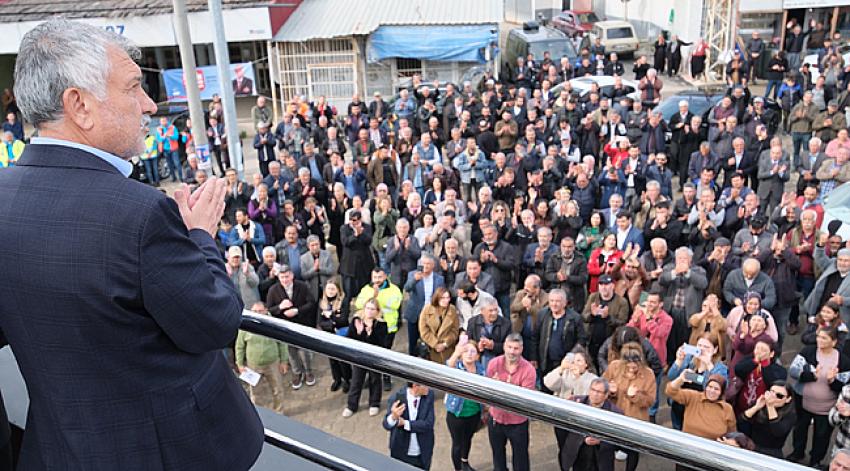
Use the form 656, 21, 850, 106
646, 180, 660, 190
838, 248, 850, 258
590, 377, 610, 393
306, 235, 321, 245
675, 246, 693, 259
505, 333, 524, 345
15, 19, 141, 127
298, 167, 310, 177
548, 288, 567, 301
262, 246, 276, 257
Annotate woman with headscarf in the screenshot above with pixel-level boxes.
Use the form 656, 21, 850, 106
666, 370, 736, 441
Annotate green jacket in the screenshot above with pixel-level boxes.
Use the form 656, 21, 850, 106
235, 329, 289, 368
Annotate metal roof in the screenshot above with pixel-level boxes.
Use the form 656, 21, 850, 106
274, 0, 503, 42
0, 0, 270, 22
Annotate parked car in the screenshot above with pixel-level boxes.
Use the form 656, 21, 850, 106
502, 21, 578, 73
551, 75, 641, 102
551, 10, 601, 37
822, 182, 850, 240
655, 92, 780, 141
133, 108, 189, 183
588, 21, 639, 58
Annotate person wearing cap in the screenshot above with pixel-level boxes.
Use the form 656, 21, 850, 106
369, 91, 387, 122
226, 245, 261, 307
340, 209, 375, 306
583, 273, 630, 361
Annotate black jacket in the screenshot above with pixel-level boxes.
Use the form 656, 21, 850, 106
267, 280, 318, 328
544, 252, 589, 309
471, 239, 517, 294
529, 308, 587, 372
467, 314, 512, 357
0, 331, 8, 454
560, 397, 623, 471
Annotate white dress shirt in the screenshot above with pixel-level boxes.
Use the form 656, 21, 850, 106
386, 390, 421, 456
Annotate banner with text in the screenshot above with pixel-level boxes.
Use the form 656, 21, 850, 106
163, 62, 257, 102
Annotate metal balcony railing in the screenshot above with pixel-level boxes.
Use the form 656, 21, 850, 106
240, 311, 811, 471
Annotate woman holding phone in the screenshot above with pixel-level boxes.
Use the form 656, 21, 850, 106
667, 334, 728, 430
544, 349, 599, 466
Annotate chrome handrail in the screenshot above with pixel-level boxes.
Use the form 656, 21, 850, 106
241, 312, 809, 471
262, 428, 371, 471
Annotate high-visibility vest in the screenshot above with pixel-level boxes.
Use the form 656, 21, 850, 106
140, 135, 158, 161
0, 140, 25, 167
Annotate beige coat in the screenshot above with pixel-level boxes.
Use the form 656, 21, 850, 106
418, 304, 460, 365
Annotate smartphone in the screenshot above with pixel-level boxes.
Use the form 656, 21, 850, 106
683, 344, 701, 357
458, 333, 469, 347
684, 371, 705, 383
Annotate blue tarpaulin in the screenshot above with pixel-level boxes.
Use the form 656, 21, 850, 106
367, 25, 497, 64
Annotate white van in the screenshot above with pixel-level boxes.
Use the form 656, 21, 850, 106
590, 21, 639, 58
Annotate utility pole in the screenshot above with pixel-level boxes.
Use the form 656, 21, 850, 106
208, 0, 244, 180
172, 0, 211, 172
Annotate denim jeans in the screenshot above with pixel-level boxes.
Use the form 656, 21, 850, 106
142, 158, 159, 185
163, 150, 183, 182
791, 132, 810, 170
764, 80, 781, 101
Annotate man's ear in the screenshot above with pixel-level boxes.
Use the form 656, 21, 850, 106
61, 88, 95, 131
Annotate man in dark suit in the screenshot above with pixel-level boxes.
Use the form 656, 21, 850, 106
232, 65, 253, 96
403, 255, 445, 356
756, 144, 790, 213
0, 332, 9, 471
382, 382, 435, 470
0, 20, 263, 470
667, 100, 693, 178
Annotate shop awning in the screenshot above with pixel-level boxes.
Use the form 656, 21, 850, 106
367, 25, 497, 64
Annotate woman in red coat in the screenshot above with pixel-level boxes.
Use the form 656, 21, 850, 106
587, 233, 625, 293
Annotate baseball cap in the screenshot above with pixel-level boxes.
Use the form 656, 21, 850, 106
598, 274, 614, 285
715, 237, 731, 247
227, 246, 242, 259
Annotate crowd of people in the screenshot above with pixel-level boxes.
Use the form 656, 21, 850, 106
167, 22, 850, 471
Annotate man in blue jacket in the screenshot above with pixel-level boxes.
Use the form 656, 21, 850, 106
0, 20, 263, 470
